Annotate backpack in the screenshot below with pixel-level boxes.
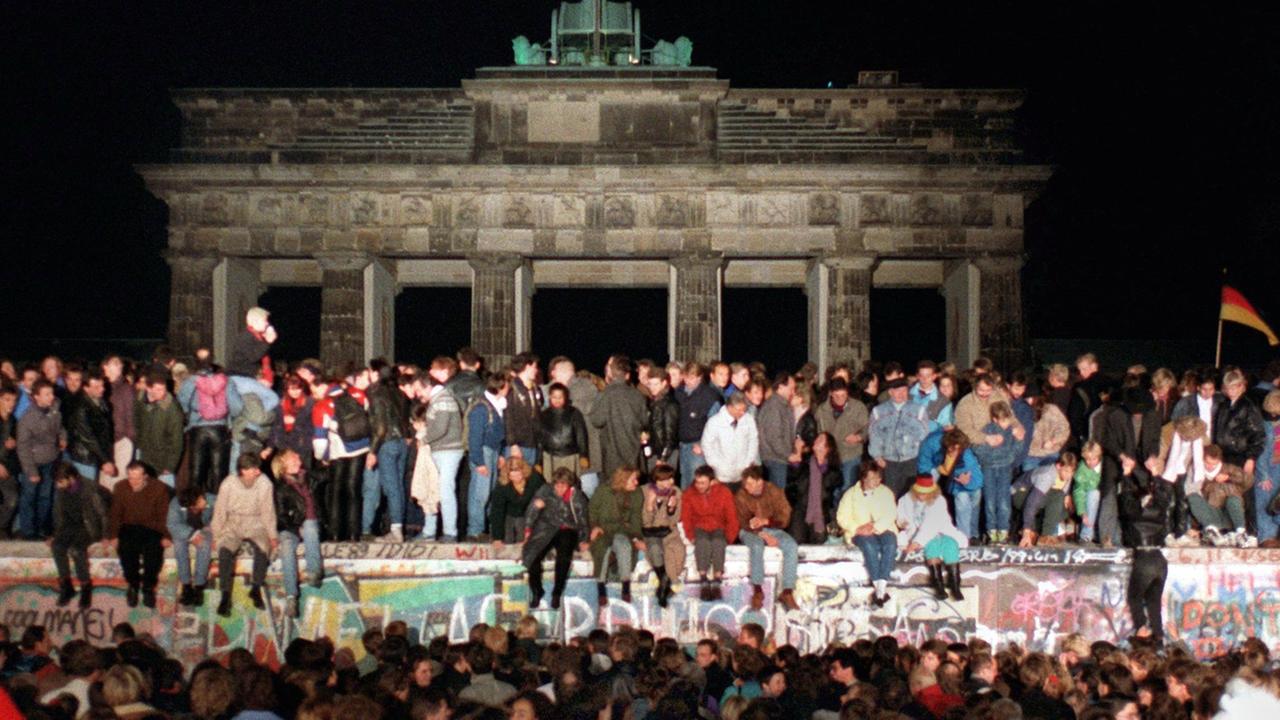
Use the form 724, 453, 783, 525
333, 392, 371, 443
194, 373, 229, 422
459, 394, 494, 448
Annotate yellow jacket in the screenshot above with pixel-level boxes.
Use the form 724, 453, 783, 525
836, 481, 898, 540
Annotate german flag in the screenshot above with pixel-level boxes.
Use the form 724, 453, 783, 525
1221, 286, 1279, 346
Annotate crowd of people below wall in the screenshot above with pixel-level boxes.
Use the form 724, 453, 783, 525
2, 617, 1280, 720
1, 306, 1280, 628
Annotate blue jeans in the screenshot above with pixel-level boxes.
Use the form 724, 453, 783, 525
1079, 490, 1100, 542
579, 471, 600, 498
70, 460, 99, 484
954, 490, 982, 540
739, 528, 798, 590
18, 463, 55, 539
1255, 474, 1280, 543
764, 461, 789, 490
679, 442, 700, 489
982, 465, 1013, 533
426, 449, 465, 539
170, 527, 212, 586
840, 458, 862, 496
466, 446, 499, 537
363, 441, 407, 533
853, 531, 897, 582
506, 445, 538, 467
280, 519, 322, 597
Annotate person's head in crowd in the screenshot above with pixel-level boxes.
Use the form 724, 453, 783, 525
738, 623, 765, 651
695, 639, 720, 670
759, 666, 787, 698
829, 647, 858, 686
102, 663, 150, 709
720, 694, 750, 720
692, 464, 716, 494
510, 689, 554, 720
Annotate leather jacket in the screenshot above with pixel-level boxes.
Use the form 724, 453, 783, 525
367, 380, 409, 453
274, 476, 311, 534
1118, 468, 1168, 548
648, 392, 680, 461
67, 393, 114, 467
1214, 396, 1267, 465
540, 406, 588, 456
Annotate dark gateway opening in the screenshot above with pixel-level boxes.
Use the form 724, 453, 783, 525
532, 288, 668, 376
870, 288, 946, 370
722, 287, 808, 376
256, 286, 321, 364
395, 287, 472, 365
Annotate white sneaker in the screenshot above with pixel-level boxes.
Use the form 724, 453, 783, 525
1203, 527, 1224, 546
1176, 534, 1198, 547
1164, 533, 1178, 546
381, 526, 404, 543
1238, 532, 1258, 548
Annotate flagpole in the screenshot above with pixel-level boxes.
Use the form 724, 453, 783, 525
1215, 267, 1227, 368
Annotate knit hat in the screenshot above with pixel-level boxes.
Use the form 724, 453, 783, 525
911, 475, 939, 495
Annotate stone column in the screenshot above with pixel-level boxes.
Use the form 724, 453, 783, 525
942, 260, 980, 370
164, 250, 219, 359
974, 254, 1027, 372
468, 254, 523, 371
669, 253, 724, 364
318, 252, 373, 370
809, 254, 874, 370
212, 257, 261, 366
364, 259, 397, 363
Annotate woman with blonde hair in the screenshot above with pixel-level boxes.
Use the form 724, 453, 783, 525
102, 664, 156, 719
273, 447, 323, 617
489, 456, 545, 545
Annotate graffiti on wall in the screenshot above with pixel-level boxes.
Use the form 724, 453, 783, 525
1, 544, 1277, 667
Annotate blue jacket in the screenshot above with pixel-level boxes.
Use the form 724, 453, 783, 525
166, 494, 216, 538
1012, 398, 1036, 468
972, 421, 1019, 470
868, 400, 930, 463
917, 429, 984, 493
177, 371, 244, 429
467, 398, 506, 458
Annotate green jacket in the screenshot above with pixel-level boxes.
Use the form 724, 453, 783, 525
1072, 462, 1101, 513
135, 395, 185, 474
588, 484, 644, 576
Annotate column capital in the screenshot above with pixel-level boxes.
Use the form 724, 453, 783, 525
668, 251, 725, 271
316, 251, 375, 272
466, 253, 525, 273
815, 253, 878, 272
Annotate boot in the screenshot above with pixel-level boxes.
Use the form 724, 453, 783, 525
711, 579, 723, 601
126, 583, 140, 608
597, 581, 609, 606
928, 564, 948, 600
621, 581, 632, 604
179, 584, 195, 607
142, 586, 157, 609
249, 584, 265, 610
945, 564, 965, 601
193, 584, 206, 607
698, 575, 713, 601
777, 588, 799, 611
78, 581, 93, 609
217, 591, 233, 617
57, 578, 76, 607
656, 567, 672, 608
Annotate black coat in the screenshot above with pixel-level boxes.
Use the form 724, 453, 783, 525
647, 392, 681, 462
540, 406, 588, 456
275, 475, 310, 534
521, 483, 590, 566
367, 380, 409, 453
785, 455, 841, 543
1214, 396, 1267, 465
1118, 468, 1168, 548
67, 394, 114, 467
677, 382, 721, 443
228, 329, 271, 377
796, 410, 818, 448
1068, 375, 1105, 445
505, 381, 544, 448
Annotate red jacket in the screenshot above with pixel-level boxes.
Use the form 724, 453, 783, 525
681, 482, 739, 543
917, 684, 964, 719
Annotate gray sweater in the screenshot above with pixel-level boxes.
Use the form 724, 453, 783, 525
424, 387, 464, 451
17, 405, 65, 477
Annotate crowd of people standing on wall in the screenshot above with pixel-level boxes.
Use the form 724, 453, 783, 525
2, 306, 1280, 630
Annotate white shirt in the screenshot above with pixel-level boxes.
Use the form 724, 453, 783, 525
1197, 395, 1214, 434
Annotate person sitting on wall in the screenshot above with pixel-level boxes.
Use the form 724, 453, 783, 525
836, 463, 898, 608
49, 462, 105, 609
522, 467, 590, 610
897, 475, 968, 602
104, 461, 171, 609
588, 465, 645, 606
166, 484, 214, 608
735, 465, 800, 611
211, 452, 278, 617
681, 463, 739, 601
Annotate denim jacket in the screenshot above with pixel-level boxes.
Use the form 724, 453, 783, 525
868, 400, 930, 463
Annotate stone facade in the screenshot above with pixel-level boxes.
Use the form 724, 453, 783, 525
140, 68, 1051, 370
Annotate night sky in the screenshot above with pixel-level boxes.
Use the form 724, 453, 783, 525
4, 2, 1279, 372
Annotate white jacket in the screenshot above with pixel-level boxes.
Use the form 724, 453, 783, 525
897, 494, 968, 549
700, 407, 759, 482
